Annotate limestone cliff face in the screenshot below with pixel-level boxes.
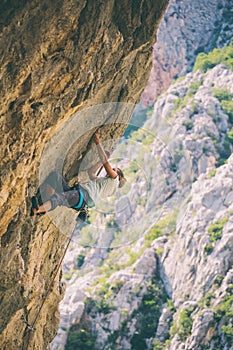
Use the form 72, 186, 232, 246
0, 1, 169, 349
141, 0, 233, 105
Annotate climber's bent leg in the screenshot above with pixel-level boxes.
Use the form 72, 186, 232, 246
33, 189, 81, 214
48, 190, 81, 211
37, 171, 71, 204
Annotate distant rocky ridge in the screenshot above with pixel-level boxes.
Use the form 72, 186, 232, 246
52, 62, 233, 349
141, 0, 233, 105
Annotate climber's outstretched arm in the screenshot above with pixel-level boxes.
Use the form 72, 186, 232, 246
94, 132, 117, 179
87, 162, 101, 180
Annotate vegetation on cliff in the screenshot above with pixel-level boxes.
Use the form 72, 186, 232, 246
58, 42, 233, 350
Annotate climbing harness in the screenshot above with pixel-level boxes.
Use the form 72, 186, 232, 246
72, 188, 85, 210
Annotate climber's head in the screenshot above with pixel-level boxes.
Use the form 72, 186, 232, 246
115, 168, 126, 188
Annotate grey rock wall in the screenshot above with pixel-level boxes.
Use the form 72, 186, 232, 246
54, 63, 233, 349
141, 0, 233, 105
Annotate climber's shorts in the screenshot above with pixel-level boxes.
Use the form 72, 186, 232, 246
50, 190, 81, 210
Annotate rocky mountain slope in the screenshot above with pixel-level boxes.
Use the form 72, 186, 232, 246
141, 0, 233, 105
0, 1, 169, 349
52, 48, 233, 349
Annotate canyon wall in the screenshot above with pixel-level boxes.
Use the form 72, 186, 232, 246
54, 59, 233, 350
141, 0, 233, 105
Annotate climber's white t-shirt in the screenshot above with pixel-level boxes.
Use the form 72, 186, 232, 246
81, 176, 119, 205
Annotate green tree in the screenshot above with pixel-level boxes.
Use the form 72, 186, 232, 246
65, 328, 96, 350
194, 44, 233, 73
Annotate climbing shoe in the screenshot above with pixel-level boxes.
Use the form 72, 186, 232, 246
30, 196, 39, 216
31, 196, 39, 210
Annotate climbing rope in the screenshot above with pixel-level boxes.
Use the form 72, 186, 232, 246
22, 216, 83, 350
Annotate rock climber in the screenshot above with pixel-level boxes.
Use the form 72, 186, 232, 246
30, 132, 126, 221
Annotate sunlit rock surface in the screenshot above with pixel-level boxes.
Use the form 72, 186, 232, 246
0, 1, 169, 349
